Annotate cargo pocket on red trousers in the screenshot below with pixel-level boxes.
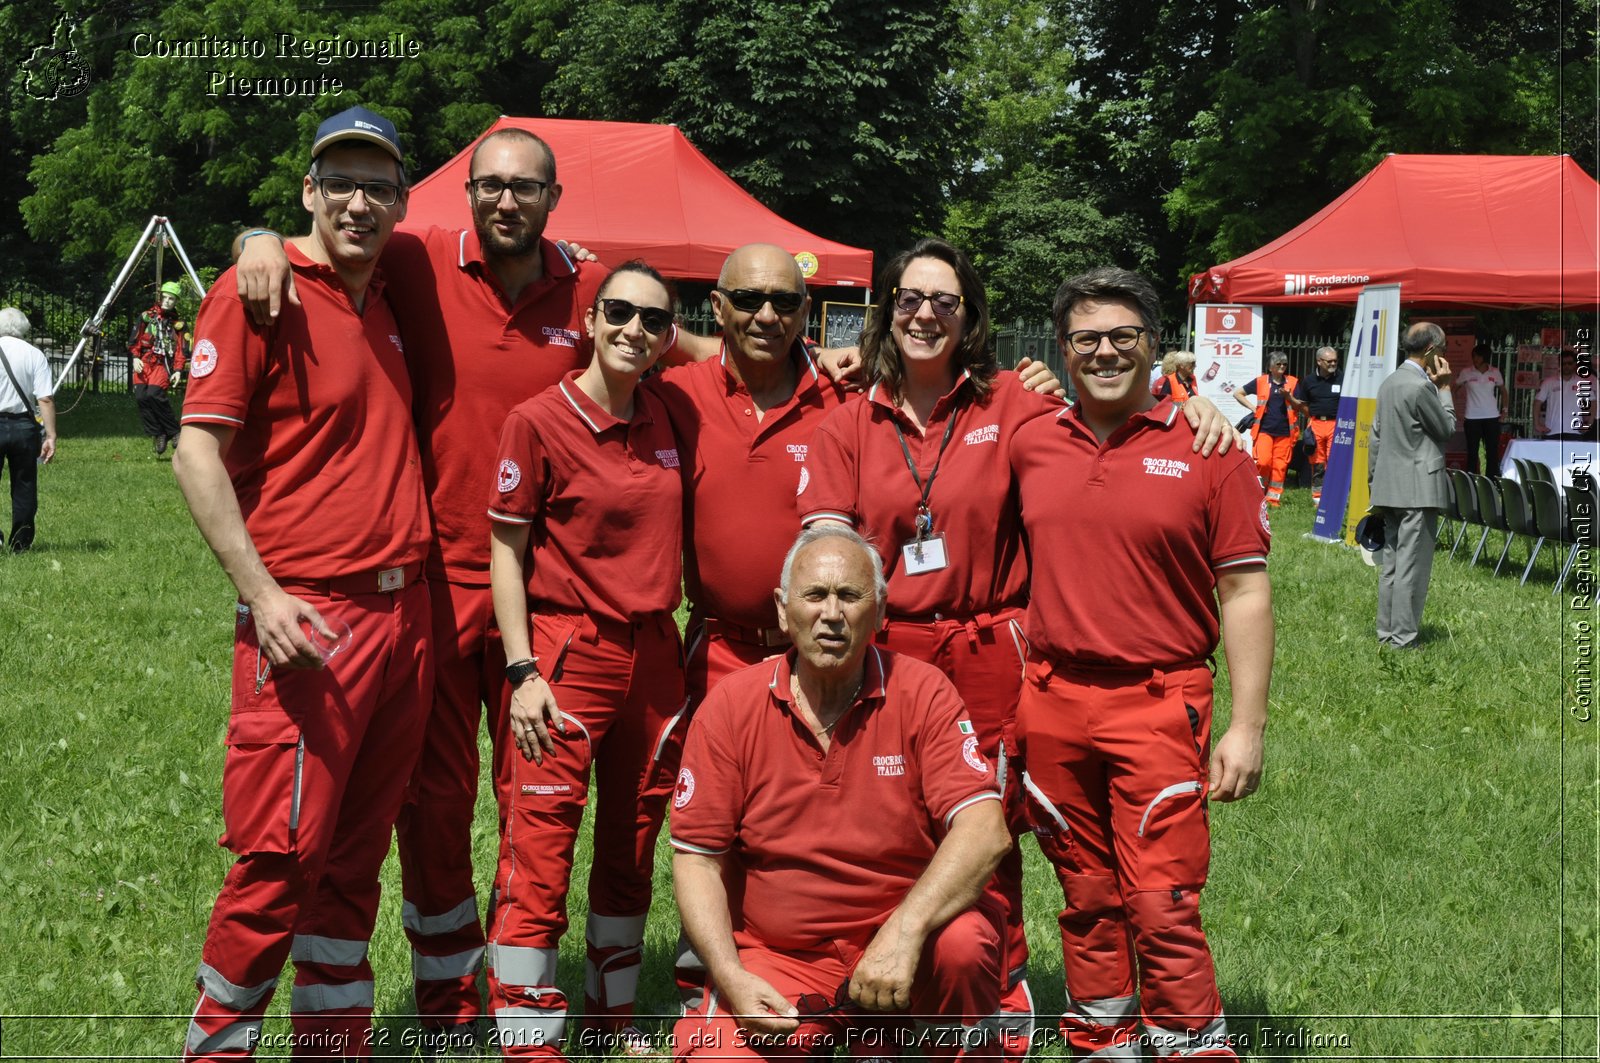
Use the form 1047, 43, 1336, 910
1133, 778, 1210, 887
219, 711, 303, 855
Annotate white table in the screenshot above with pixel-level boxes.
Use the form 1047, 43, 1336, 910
1500, 438, 1598, 487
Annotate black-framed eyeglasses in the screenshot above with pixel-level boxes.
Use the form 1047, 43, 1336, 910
893, 288, 964, 317
1063, 326, 1150, 355
716, 288, 806, 315
794, 980, 858, 1021
468, 178, 551, 204
600, 298, 674, 336
313, 177, 401, 207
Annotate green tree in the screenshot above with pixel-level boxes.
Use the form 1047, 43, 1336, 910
1166, 0, 1588, 280
546, 0, 957, 263
941, 0, 1160, 320
14, 0, 529, 289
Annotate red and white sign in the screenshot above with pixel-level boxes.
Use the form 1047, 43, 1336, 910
1192, 304, 1264, 404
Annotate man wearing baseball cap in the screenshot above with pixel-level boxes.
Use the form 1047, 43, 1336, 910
128, 278, 189, 455
175, 105, 433, 1060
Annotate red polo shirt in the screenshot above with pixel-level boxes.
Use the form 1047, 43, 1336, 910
670, 647, 1000, 952
384, 227, 607, 585
647, 340, 848, 630
489, 371, 683, 624
182, 247, 428, 579
1009, 399, 1270, 668
799, 370, 1060, 617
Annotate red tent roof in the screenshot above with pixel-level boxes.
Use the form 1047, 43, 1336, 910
1188, 154, 1600, 308
404, 116, 873, 288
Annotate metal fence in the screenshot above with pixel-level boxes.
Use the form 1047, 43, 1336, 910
2, 281, 140, 392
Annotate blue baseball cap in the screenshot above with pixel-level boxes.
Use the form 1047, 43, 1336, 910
311, 106, 403, 163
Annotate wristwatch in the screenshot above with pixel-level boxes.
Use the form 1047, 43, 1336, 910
505, 658, 541, 686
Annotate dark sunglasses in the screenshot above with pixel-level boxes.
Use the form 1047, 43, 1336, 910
794, 980, 858, 1020
599, 298, 674, 336
893, 287, 964, 317
716, 287, 806, 315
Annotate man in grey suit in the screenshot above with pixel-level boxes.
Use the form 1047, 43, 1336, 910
1369, 321, 1456, 649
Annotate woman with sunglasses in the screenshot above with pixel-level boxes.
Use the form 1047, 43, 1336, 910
799, 239, 1232, 1053
486, 260, 686, 1058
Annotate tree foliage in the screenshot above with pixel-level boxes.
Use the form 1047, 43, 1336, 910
1165, 0, 1592, 279
546, 0, 957, 264
2, 0, 1594, 323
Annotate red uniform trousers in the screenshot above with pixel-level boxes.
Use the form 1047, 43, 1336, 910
673, 902, 1005, 1063
672, 618, 788, 1010
1015, 658, 1234, 1062
393, 580, 512, 1032
185, 580, 432, 1061
876, 611, 1033, 1059
1251, 433, 1294, 506
487, 611, 686, 1058
1308, 418, 1336, 469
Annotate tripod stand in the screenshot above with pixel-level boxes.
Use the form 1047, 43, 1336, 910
51, 215, 207, 392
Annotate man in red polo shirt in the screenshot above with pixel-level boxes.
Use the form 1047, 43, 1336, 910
649, 244, 849, 704
1009, 266, 1272, 1061
233, 128, 624, 1048
672, 524, 1010, 1062
174, 106, 433, 1061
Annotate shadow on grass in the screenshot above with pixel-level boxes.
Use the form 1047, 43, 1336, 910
49, 388, 167, 440
1225, 988, 1311, 1060
13, 538, 116, 556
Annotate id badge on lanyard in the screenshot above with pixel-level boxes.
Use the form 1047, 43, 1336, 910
895, 413, 957, 576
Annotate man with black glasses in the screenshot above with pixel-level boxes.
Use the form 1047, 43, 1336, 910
671, 524, 1009, 1063
1010, 266, 1271, 1061
232, 122, 616, 1055
175, 105, 433, 1061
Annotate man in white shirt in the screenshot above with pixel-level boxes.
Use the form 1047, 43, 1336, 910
0, 307, 58, 552
1535, 347, 1595, 441
1455, 342, 1506, 475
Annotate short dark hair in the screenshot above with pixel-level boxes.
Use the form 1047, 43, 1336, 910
595, 259, 677, 309
860, 238, 995, 401
1051, 266, 1162, 341
470, 127, 556, 183
1471, 342, 1492, 360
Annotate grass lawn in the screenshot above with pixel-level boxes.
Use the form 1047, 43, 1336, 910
0, 391, 1595, 1059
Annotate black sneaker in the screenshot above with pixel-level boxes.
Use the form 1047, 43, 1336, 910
154, 434, 169, 455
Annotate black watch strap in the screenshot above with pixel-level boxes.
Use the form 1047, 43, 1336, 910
505, 658, 541, 685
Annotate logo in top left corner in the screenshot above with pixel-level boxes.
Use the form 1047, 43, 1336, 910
497, 458, 521, 493
190, 339, 219, 378
23, 17, 92, 101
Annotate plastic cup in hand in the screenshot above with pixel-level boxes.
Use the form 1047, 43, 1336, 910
304, 618, 354, 662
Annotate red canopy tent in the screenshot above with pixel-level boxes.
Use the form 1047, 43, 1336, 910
404, 116, 874, 288
1188, 154, 1600, 309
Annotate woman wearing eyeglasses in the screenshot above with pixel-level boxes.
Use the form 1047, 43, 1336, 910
796, 238, 1054, 1054
485, 260, 686, 1057
799, 239, 1233, 1053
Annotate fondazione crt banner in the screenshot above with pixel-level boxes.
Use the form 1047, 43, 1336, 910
1312, 284, 1401, 543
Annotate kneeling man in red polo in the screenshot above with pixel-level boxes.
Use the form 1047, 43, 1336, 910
1009, 267, 1273, 1061
671, 524, 1010, 1062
